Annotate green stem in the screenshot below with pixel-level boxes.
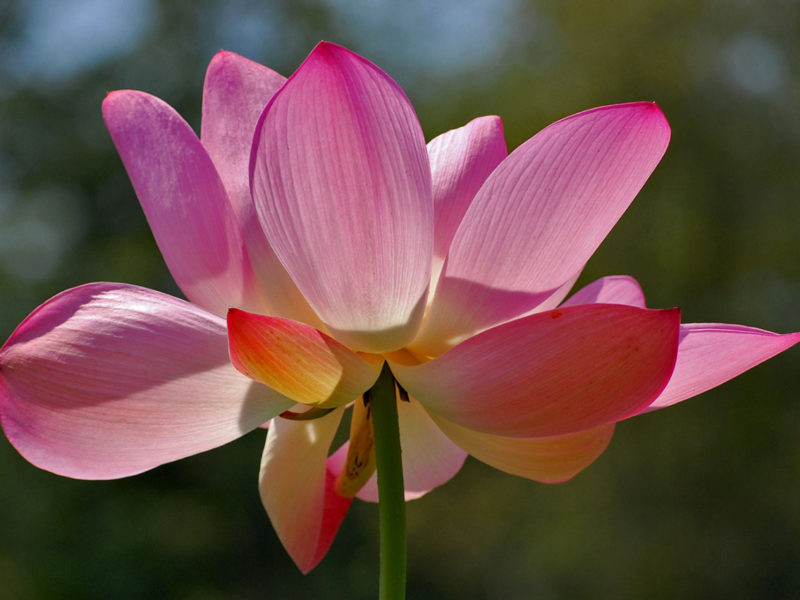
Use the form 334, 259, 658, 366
369, 362, 406, 600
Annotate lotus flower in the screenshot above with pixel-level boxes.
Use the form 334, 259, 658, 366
1, 42, 797, 573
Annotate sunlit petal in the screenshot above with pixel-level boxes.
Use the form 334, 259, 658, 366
103, 90, 263, 315
251, 42, 432, 352
433, 415, 615, 484
393, 304, 680, 437
259, 409, 351, 573
414, 103, 669, 355
201, 51, 322, 326
0, 283, 291, 479
227, 309, 382, 407
562, 275, 646, 307
647, 323, 800, 411
428, 115, 507, 285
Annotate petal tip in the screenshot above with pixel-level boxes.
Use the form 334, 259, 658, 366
643, 100, 671, 134
313, 40, 346, 55
205, 50, 235, 75
579, 101, 671, 141
101, 89, 131, 115
210, 48, 236, 61
101, 89, 158, 128
205, 48, 266, 76
626, 100, 671, 142
303, 40, 380, 78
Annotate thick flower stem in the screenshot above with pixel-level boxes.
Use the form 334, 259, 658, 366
369, 362, 406, 600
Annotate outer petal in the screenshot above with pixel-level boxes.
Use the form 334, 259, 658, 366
428, 116, 507, 285
251, 42, 433, 353
432, 415, 615, 484
561, 275, 646, 308
227, 309, 382, 408
201, 52, 321, 326
0, 283, 291, 480
412, 103, 670, 356
328, 397, 467, 502
103, 91, 263, 316
646, 323, 800, 411
259, 409, 352, 573
392, 304, 680, 437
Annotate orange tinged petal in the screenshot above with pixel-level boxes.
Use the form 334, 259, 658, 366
227, 309, 382, 408
259, 408, 352, 572
432, 414, 615, 484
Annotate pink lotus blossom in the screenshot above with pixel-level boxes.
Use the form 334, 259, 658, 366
1, 42, 797, 573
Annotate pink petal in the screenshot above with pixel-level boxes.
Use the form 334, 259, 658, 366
432, 415, 615, 484
200, 52, 321, 326
561, 275, 646, 308
413, 103, 670, 356
250, 42, 432, 353
428, 116, 507, 284
259, 409, 352, 573
201, 51, 286, 202
227, 309, 382, 408
103, 90, 263, 316
328, 397, 467, 502
0, 283, 291, 480
646, 323, 800, 411
391, 304, 680, 437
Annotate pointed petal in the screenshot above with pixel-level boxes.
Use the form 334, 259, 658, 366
392, 304, 680, 437
200, 52, 321, 326
646, 323, 800, 411
251, 42, 433, 353
414, 103, 670, 355
201, 51, 286, 198
103, 90, 263, 315
432, 415, 615, 483
227, 309, 382, 408
259, 409, 352, 573
0, 283, 291, 480
428, 116, 507, 283
328, 397, 467, 502
562, 275, 646, 308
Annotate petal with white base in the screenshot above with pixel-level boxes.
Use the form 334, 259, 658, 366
0, 283, 291, 479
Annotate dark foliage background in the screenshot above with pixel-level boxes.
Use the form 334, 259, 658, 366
1, 1, 799, 598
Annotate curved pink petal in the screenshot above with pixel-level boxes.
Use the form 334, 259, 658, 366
328, 397, 467, 502
251, 42, 433, 353
413, 103, 670, 356
391, 304, 680, 438
227, 309, 382, 408
103, 90, 263, 316
259, 409, 352, 573
428, 115, 507, 285
431, 272, 637, 358
201, 51, 286, 201
200, 52, 321, 326
432, 415, 615, 484
562, 275, 646, 308
0, 283, 291, 480
646, 323, 800, 411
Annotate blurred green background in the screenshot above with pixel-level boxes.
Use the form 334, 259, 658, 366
1, 1, 799, 598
